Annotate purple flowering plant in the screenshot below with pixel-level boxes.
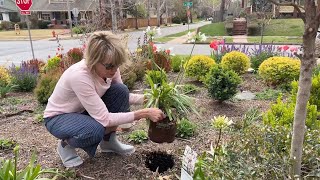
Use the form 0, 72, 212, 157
10, 62, 39, 92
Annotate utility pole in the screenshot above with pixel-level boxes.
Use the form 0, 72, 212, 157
67, 0, 73, 37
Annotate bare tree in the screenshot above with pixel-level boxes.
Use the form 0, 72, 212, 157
219, 0, 225, 21
156, 0, 166, 27
268, 0, 320, 177
109, 0, 117, 32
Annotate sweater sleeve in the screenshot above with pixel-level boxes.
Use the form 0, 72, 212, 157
112, 68, 144, 105
70, 73, 134, 127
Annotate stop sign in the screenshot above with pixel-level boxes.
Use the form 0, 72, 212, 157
16, 0, 32, 11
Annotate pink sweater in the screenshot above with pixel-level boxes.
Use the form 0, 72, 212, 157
44, 60, 144, 127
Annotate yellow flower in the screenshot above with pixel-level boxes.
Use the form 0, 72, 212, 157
211, 115, 233, 130
136, 48, 142, 53
0, 66, 11, 86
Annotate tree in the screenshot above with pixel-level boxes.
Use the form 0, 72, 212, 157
254, 0, 273, 44
156, 0, 166, 27
219, 0, 225, 21
125, 1, 146, 29
268, 0, 320, 177
109, 0, 117, 32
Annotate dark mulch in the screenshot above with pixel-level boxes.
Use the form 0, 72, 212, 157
0, 72, 272, 180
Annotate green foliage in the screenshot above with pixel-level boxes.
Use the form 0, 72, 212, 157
0, 146, 62, 180
313, 64, 320, 76
46, 56, 61, 72
67, 48, 83, 63
145, 70, 167, 86
10, 65, 38, 92
33, 114, 44, 124
176, 118, 196, 138
194, 122, 320, 179
0, 84, 18, 98
181, 84, 198, 94
255, 88, 282, 100
34, 72, 61, 104
132, 62, 146, 81
37, 20, 50, 29
263, 19, 304, 36
0, 139, 16, 150
184, 55, 216, 82
205, 65, 242, 101
72, 26, 86, 34
258, 56, 300, 86
263, 95, 319, 129
291, 74, 320, 111
128, 130, 148, 144
171, 56, 183, 72
251, 51, 275, 71
220, 51, 250, 75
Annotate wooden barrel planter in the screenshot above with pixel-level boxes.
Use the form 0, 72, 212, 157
233, 18, 247, 35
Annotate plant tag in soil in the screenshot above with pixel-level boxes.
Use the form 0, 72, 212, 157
181, 145, 197, 180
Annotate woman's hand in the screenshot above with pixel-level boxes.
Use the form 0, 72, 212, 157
134, 108, 166, 122
146, 108, 166, 122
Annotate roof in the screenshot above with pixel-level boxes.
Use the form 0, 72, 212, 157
0, 0, 18, 12
30, 0, 98, 12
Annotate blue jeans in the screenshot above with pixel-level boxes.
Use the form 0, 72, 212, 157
44, 83, 130, 157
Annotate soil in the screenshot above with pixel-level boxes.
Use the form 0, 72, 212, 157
0, 72, 272, 180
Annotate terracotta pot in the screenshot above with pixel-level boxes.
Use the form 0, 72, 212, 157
148, 117, 177, 143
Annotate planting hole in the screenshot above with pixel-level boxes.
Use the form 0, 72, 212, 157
145, 151, 175, 173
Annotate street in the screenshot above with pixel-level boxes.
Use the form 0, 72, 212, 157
0, 21, 211, 66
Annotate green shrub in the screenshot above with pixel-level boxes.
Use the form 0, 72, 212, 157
122, 70, 137, 90
17, 22, 27, 29
72, 26, 86, 34
37, 20, 51, 29
251, 51, 275, 71
221, 51, 250, 75
205, 65, 242, 101
181, 84, 198, 94
0, 21, 13, 30
0, 84, 18, 98
128, 130, 148, 144
258, 56, 300, 86
247, 23, 260, 35
184, 55, 216, 82
263, 94, 319, 129
67, 48, 83, 63
312, 64, 320, 76
172, 16, 182, 24
132, 62, 146, 81
291, 74, 320, 111
34, 72, 61, 104
46, 56, 61, 72
145, 70, 167, 86
171, 55, 183, 72
194, 123, 319, 179
176, 118, 196, 138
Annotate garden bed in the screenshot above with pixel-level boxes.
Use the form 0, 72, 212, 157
0, 72, 272, 179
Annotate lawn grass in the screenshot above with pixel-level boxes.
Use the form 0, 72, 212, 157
247, 36, 302, 44
154, 37, 175, 43
263, 19, 304, 36
0, 29, 69, 40
166, 29, 196, 37
199, 22, 227, 36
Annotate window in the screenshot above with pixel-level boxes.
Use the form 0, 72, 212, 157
0, 0, 4, 7
42, 13, 51, 20
0, 14, 3, 20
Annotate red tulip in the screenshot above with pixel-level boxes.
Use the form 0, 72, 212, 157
283, 45, 289, 51
165, 49, 171, 54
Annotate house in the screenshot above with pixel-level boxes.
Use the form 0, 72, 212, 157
30, 0, 98, 27
0, 0, 19, 22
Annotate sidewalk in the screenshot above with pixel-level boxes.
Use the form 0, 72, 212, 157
233, 35, 248, 43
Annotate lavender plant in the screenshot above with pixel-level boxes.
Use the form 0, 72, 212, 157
10, 62, 38, 92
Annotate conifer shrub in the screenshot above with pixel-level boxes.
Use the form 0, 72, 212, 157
184, 55, 216, 82
220, 51, 250, 75
205, 65, 242, 101
34, 71, 62, 104
258, 56, 300, 86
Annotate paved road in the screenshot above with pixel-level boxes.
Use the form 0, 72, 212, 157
0, 21, 211, 66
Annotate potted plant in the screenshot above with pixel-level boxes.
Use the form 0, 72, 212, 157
144, 72, 199, 143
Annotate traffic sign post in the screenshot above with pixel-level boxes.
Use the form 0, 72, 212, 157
16, 0, 35, 60
183, 2, 193, 31
183, 2, 193, 7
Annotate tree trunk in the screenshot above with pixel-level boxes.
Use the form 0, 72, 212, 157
219, 0, 225, 22
109, 0, 117, 32
147, 0, 150, 26
157, 0, 161, 27
118, 0, 124, 31
291, 29, 317, 178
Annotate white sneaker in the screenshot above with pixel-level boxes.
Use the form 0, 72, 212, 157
57, 140, 83, 168
100, 132, 135, 155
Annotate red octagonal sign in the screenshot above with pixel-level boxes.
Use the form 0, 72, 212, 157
16, 0, 33, 11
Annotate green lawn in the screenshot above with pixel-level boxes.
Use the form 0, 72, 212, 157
263, 19, 304, 36
247, 36, 302, 44
199, 22, 227, 36
166, 29, 196, 37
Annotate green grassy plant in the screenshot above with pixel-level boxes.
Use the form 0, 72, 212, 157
255, 88, 282, 100
0, 139, 16, 150
199, 22, 227, 36
176, 118, 197, 139
128, 130, 148, 144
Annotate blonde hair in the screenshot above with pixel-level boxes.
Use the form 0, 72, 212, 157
85, 31, 128, 72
